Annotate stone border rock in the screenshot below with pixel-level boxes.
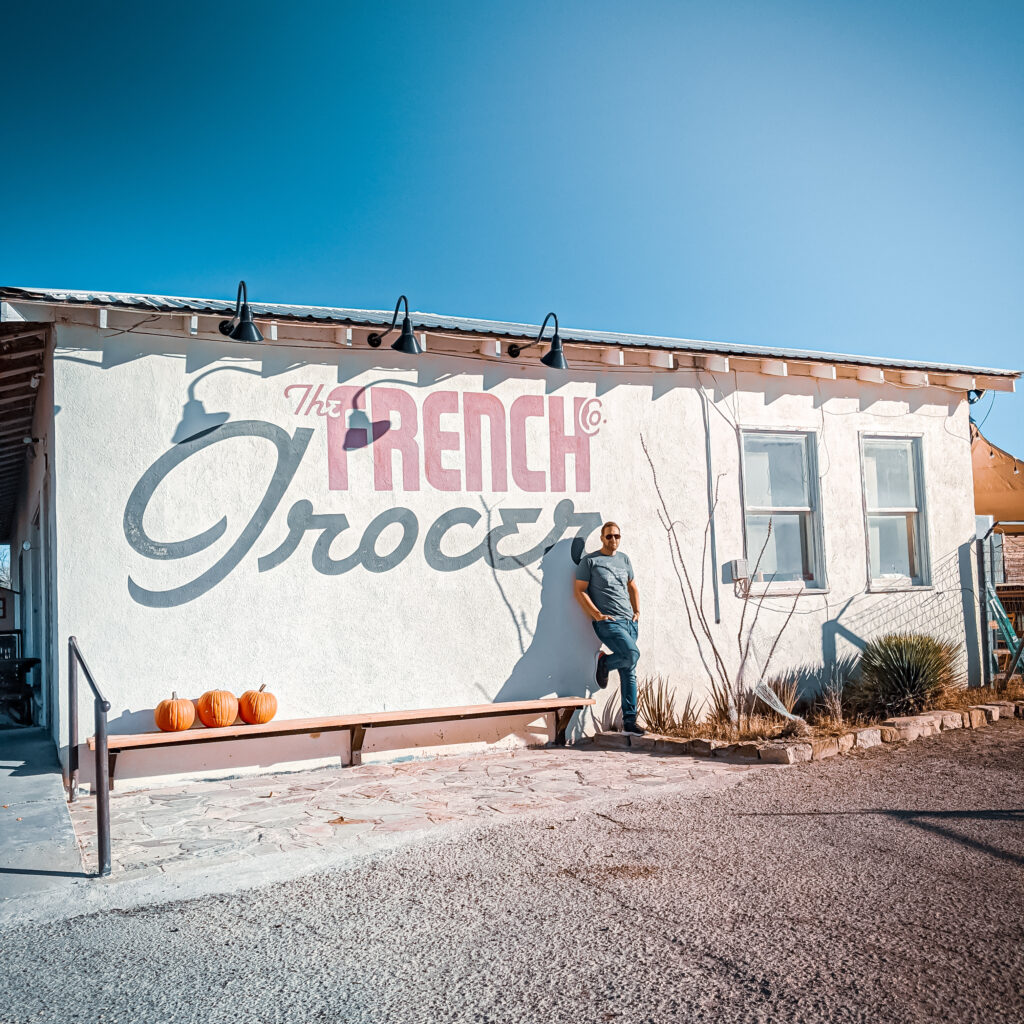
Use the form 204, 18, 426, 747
588, 701, 1024, 764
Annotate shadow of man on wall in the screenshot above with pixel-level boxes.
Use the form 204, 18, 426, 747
493, 538, 600, 705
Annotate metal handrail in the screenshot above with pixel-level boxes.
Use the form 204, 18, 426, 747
67, 636, 111, 877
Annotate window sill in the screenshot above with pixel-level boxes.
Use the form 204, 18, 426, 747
744, 583, 829, 598
866, 581, 934, 594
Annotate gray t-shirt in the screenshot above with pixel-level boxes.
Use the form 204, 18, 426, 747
576, 550, 635, 619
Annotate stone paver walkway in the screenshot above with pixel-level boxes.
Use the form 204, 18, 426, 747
69, 744, 761, 879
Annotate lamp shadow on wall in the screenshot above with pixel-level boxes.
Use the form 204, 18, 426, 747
493, 539, 600, 708
341, 409, 390, 450
335, 376, 464, 449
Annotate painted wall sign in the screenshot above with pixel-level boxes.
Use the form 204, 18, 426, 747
124, 386, 604, 607
284, 385, 601, 492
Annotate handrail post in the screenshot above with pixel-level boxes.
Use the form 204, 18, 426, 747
68, 636, 112, 876
93, 695, 112, 877
68, 637, 79, 801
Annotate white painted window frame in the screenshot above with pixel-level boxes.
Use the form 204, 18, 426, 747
858, 432, 932, 591
739, 428, 827, 594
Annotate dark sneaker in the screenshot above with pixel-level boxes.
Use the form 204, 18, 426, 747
595, 651, 609, 689
622, 720, 646, 736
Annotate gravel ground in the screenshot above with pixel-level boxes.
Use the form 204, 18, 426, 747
2, 720, 1022, 1024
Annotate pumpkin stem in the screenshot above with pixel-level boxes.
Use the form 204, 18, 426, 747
172, 691, 178, 700
258, 683, 266, 692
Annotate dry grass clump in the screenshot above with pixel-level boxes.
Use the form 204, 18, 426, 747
705, 676, 734, 728
642, 674, 799, 741
697, 714, 791, 742
595, 689, 622, 733
938, 680, 1024, 710
637, 674, 702, 736
627, 640, 1010, 743
796, 655, 862, 733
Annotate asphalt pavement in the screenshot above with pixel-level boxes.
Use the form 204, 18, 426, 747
1, 720, 1022, 1024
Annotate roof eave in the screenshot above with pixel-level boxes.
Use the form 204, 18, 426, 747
1, 285, 1018, 381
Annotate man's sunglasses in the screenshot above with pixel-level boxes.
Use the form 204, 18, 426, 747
604, 533, 621, 540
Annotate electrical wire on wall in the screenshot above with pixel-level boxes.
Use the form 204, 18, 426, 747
974, 389, 996, 428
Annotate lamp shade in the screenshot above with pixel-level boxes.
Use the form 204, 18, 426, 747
540, 332, 568, 369
218, 281, 264, 343
391, 316, 423, 355
224, 302, 264, 343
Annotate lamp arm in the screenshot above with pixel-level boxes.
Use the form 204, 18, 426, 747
508, 312, 558, 358
368, 295, 409, 347
220, 281, 247, 329
217, 279, 264, 342
538, 312, 558, 339
227, 281, 248, 321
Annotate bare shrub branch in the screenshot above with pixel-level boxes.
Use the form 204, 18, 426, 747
640, 434, 804, 739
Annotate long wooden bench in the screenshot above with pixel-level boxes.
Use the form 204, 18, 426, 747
88, 696, 595, 788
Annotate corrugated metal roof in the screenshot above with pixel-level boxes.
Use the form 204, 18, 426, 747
1, 285, 1017, 378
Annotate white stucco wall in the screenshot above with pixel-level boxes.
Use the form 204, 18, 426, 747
46, 321, 981, 782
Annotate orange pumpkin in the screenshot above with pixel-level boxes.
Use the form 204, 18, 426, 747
239, 683, 277, 725
195, 689, 239, 728
154, 691, 195, 732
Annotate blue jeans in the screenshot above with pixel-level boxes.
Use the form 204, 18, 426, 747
593, 618, 640, 723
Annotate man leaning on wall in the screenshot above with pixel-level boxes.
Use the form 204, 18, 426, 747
574, 521, 643, 735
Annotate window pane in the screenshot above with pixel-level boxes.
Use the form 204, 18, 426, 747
743, 435, 810, 508
864, 439, 916, 509
868, 514, 918, 579
746, 513, 813, 582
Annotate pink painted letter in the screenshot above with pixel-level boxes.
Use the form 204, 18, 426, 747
509, 395, 546, 492
549, 396, 592, 492
463, 392, 507, 492
423, 391, 461, 491
371, 387, 420, 491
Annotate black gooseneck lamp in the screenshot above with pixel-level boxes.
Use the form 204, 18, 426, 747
367, 295, 422, 355
218, 281, 264, 343
507, 312, 568, 369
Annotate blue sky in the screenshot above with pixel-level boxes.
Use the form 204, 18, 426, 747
2, 0, 1021, 448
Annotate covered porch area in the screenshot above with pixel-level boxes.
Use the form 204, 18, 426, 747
0, 318, 50, 732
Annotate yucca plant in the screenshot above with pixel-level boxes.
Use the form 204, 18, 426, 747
675, 691, 704, 733
848, 633, 959, 718
638, 674, 676, 735
638, 674, 703, 735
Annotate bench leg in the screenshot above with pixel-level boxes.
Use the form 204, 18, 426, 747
349, 725, 366, 767
554, 708, 575, 746
107, 752, 117, 791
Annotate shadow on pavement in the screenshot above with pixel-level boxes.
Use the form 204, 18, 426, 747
0, 866, 90, 879
735, 808, 1024, 866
